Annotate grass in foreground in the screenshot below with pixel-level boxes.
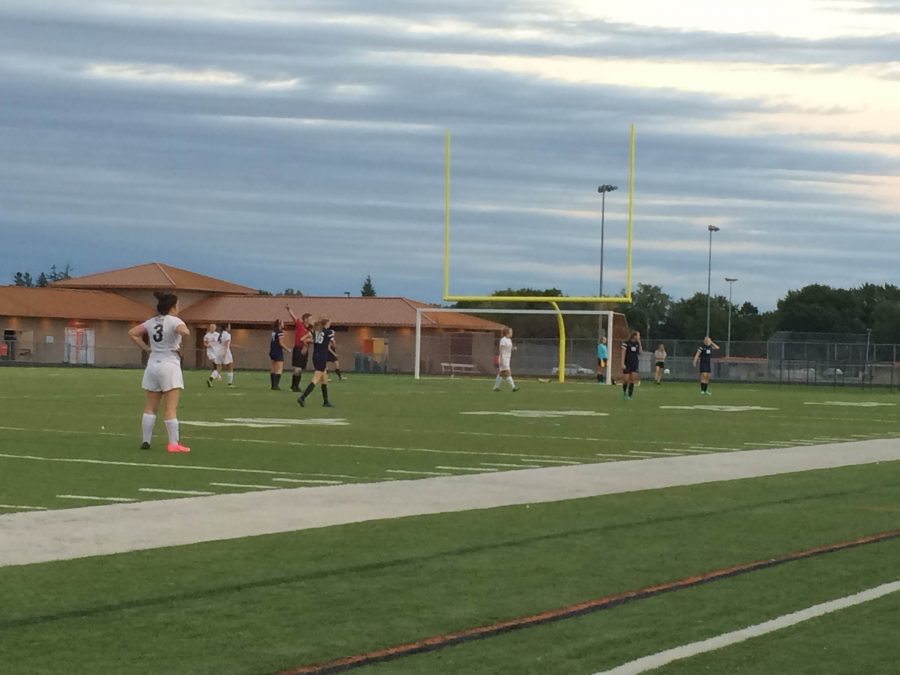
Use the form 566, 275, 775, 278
1, 461, 898, 674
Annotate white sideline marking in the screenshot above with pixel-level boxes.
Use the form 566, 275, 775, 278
527, 458, 583, 465
594, 580, 900, 675
667, 448, 713, 454
804, 401, 895, 407
689, 445, 739, 451
435, 466, 498, 472
209, 482, 281, 490
385, 469, 453, 476
462, 410, 609, 418
0, 452, 352, 479
0, 426, 28, 431
659, 405, 778, 412
57, 495, 135, 502
139, 488, 216, 496
272, 478, 343, 485
743, 441, 794, 447
480, 462, 542, 468
227, 417, 349, 426
597, 453, 643, 460
0, 504, 47, 510
628, 450, 684, 457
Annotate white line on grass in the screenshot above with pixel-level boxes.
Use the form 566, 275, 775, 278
57, 495, 135, 502
209, 482, 281, 490
138, 488, 216, 496
743, 441, 795, 447
689, 445, 740, 451
385, 469, 453, 476
596, 453, 643, 460
434, 466, 498, 472
0, 453, 355, 479
593, 580, 900, 675
271, 478, 344, 485
0, 504, 47, 510
526, 458, 584, 465
666, 448, 713, 454
480, 462, 543, 468
628, 450, 684, 457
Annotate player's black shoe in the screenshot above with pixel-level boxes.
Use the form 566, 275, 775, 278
140, 442, 151, 450
322, 401, 335, 408
297, 396, 305, 407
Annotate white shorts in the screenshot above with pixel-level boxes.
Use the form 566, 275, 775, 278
142, 359, 185, 392
206, 350, 219, 363
499, 359, 511, 372
219, 350, 234, 365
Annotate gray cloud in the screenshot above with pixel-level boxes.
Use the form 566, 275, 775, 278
1, 1, 899, 310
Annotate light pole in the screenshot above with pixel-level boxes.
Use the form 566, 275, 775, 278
725, 277, 738, 357
705, 225, 720, 337
597, 184, 618, 299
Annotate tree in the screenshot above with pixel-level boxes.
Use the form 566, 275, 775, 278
361, 275, 376, 297
13, 272, 34, 287
776, 285, 865, 334
623, 283, 671, 342
37, 273, 49, 287
281, 288, 303, 297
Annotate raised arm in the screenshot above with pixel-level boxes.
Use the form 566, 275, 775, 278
285, 304, 298, 323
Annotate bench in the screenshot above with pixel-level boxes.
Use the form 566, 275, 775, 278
441, 362, 476, 374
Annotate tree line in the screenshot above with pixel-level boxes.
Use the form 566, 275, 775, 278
12, 265, 73, 287
454, 283, 900, 343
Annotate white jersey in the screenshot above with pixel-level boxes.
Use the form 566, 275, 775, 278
143, 315, 185, 364
499, 336, 513, 368
203, 331, 220, 361
218, 330, 233, 365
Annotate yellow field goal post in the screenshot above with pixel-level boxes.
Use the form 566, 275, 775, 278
429, 125, 636, 381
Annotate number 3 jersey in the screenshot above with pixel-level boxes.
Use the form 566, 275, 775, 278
143, 314, 186, 363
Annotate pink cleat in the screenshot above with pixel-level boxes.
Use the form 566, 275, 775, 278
167, 443, 191, 453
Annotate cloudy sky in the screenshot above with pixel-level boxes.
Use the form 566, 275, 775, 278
3, 0, 900, 309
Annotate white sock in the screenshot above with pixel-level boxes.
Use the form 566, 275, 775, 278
164, 418, 179, 445
507, 376, 516, 388
227, 371, 234, 384
209, 370, 217, 380
494, 375, 502, 388
142, 413, 156, 443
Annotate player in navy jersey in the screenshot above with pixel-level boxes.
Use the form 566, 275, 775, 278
297, 316, 335, 408
620, 330, 642, 399
692, 336, 720, 395
268, 319, 289, 390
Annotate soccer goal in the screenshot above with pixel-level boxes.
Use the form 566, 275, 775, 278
414, 307, 624, 383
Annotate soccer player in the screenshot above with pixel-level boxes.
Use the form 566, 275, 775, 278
268, 319, 289, 390
286, 305, 313, 391
692, 336, 720, 395
621, 330, 642, 399
653, 342, 667, 385
203, 323, 220, 387
596, 336, 609, 383
493, 327, 518, 391
327, 331, 345, 381
127, 292, 191, 453
297, 316, 335, 407
218, 323, 235, 386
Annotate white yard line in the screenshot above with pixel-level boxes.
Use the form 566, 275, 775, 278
597, 453, 644, 460
480, 462, 543, 468
209, 482, 281, 490
386, 469, 453, 476
527, 458, 584, 465
666, 448, 713, 454
272, 478, 344, 485
594, 580, 900, 675
57, 495, 135, 503
434, 466, 498, 472
743, 442, 795, 447
0, 504, 47, 510
628, 450, 685, 457
138, 488, 216, 496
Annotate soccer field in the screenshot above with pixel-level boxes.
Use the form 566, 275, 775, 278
1, 368, 899, 673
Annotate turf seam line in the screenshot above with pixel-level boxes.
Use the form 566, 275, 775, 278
278, 528, 900, 674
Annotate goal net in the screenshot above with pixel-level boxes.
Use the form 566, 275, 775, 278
414, 307, 628, 383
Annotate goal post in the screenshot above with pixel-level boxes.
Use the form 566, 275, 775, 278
414, 307, 617, 383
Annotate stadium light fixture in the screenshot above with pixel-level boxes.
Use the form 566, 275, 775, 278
705, 225, 721, 337
596, 184, 618, 300
725, 277, 738, 357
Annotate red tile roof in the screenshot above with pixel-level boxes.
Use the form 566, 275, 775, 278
53, 262, 257, 295
0, 286, 152, 321
180, 296, 507, 331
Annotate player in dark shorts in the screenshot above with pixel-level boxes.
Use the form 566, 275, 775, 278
326, 333, 344, 381
692, 336, 720, 395
268, 319, 289, 390
286, 305, 313, 391
297, 317, 335, 408
621, 330, 642, 400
